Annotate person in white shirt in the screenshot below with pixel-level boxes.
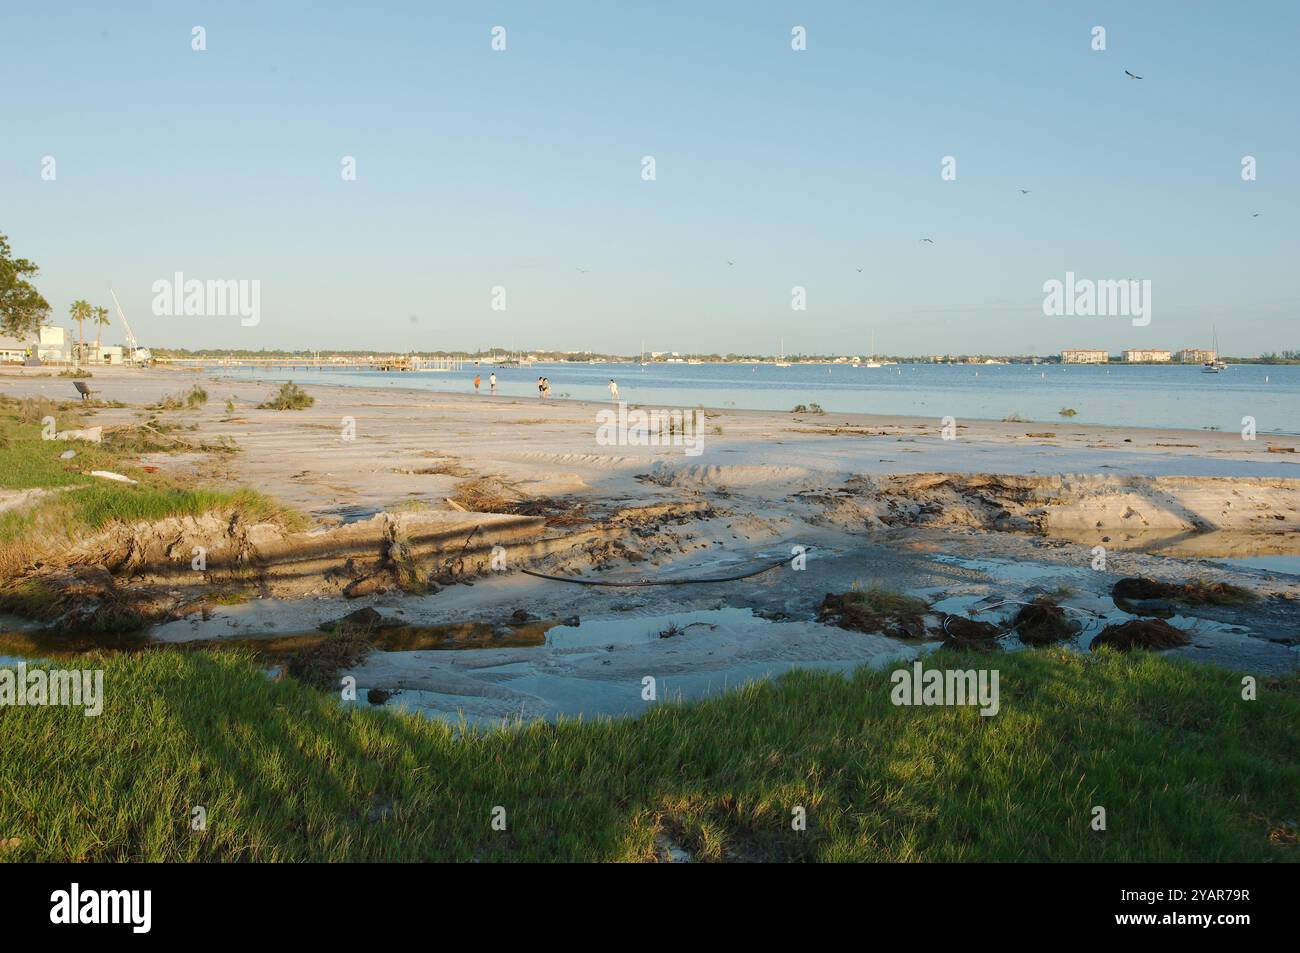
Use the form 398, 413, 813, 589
608, 379, 619, 401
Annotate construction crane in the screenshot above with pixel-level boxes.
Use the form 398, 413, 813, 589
109, 287, 152, 365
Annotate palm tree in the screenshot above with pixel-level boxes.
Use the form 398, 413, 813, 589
92, 305, 110, 361
69, 300, 91, 363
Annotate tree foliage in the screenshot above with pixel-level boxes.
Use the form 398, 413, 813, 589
0, 232, 51, 339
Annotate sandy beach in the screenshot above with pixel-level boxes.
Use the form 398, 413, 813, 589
3, 365, 1298, 724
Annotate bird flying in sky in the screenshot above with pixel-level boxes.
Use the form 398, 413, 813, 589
920, 238, 935, 244
1125, 70, 1143, 80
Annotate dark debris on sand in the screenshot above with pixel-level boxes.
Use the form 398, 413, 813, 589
1012, 598, 1080, 646
942, 615, 1004, 651
1112, 577, 1256, 617
817, 588, 929, 639
1091, 618, 1191, 652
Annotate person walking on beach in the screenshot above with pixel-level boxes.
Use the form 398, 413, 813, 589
537, 376, 545, 398
489, 372, 497, 394
608, 379, 619, 401
542, 377, 552, 399
473, 373, 481, 393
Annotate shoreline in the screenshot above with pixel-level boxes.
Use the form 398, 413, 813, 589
8, 363, 1300, 442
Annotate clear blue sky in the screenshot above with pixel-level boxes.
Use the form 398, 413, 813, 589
2, 1, 1295, 356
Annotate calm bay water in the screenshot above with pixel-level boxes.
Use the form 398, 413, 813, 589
213, 361, 1300, 433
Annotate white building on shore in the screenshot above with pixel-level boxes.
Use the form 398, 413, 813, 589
36, 326, 72, 363
1061, 349, 1109, 364
1123, 349, 1172, 363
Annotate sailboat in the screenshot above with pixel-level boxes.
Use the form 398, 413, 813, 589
774, 339, 791, 367
1201, 327, 1226, 373
640, 340, 649, 367
863, 331, 882, 368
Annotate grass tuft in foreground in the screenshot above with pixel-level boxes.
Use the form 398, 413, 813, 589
0, 648, 1294, 862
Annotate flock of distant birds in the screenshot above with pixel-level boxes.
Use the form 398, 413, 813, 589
566, 72, 1260, 273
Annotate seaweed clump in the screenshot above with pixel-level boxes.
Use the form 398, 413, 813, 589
1012, 598, 1080, 646
1090, 618, 1190, 652
817, 587, 929, 639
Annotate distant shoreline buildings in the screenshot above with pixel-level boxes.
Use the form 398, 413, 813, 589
1062, 347, 1217, 365
0, 325, 126, 365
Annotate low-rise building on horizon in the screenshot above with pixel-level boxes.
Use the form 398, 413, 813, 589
1179, 347, 1217, 363
1061, 349, 1109, 364
0, 335, 29, 363
1123, 349, 1171, 363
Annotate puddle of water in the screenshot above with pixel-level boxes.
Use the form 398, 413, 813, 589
544, 607, 766, 649
320, 504, 383, 524
180, 620, 559, 657
4, 609, 768, 663
0, 628, 149, 660
1208, 555, 1300, 576
0, 618, 559, 662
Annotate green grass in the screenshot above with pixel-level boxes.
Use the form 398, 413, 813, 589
0, 648, 1294, 862
0, 397, 120, 490
64, 484, 297, 531
0, 405, 303, 580
842, 584, 930, 616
